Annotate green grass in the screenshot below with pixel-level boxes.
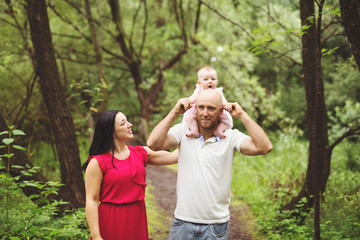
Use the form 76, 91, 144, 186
231, 134, 360, 239
145, 186, 172, 240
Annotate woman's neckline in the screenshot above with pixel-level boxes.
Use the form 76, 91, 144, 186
108, 148, 130, 161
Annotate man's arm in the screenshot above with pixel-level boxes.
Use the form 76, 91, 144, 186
147, 98, 191, 151
224, 102, 273, 156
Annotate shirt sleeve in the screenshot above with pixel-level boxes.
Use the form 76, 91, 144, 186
229, 129, 250, 152
169, 123, 185, 144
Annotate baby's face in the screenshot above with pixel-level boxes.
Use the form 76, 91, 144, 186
198, 70, 218, 90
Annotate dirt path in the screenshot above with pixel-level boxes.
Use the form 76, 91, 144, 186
146, 165, 259, 240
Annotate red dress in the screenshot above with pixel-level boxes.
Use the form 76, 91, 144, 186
89, 146, 149, 240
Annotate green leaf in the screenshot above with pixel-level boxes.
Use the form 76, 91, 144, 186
4, 153, 14, 158
2, 138, 14, 145
0, 131, 9, 135
21, 171, 32, 176
24, 182, 41, 188
11, 165, 24, 169
331, 7, 341, 17
10, 224, 24, 232
29, 194, 39, 199
9, 237, 21, 240
285, 28, 296, 34
12, 129, 26, 136
13, 145, 26, 151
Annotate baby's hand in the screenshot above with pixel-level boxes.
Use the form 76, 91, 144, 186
224, 102, 245, 118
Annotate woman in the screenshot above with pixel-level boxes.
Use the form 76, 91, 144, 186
83, 110, 177, 240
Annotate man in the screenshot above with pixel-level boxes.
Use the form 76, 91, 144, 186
147, 89, 272, 240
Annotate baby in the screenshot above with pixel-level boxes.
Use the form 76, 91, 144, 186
184, 65, 232, 138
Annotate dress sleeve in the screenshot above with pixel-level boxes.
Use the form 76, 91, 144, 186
88, 155, 106, 175
133, 146, 149, 167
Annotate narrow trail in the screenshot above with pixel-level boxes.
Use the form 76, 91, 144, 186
146, 165, 259, 240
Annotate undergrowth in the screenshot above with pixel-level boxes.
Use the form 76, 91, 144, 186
232, 133, 360, 239
2, 128, 359, 239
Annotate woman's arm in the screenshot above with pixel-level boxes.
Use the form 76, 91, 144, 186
145, 147, 178, 165
85, 159, 103, 240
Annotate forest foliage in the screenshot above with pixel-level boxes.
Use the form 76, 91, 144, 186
0, 0, 359, 239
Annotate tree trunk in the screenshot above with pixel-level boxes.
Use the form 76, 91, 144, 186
107, 0, 190, 144
282, 1, 331, 239
84, 0, 107, 141
340, 0, 360, 72
25, 0, 85, 209
84, 0, 108, 112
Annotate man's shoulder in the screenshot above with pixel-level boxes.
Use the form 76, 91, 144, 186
169, 122, 187, 141
225, 128, 241, 134
170, 122, 187, 132
224, 128, 248, 140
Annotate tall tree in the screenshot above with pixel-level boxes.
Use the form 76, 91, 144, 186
25, 0, 85, 208
49, 0, 201, 144
282, 0, 359, 238
295, 1, 328, 239
84, 0, 107, 140
106, 0, 193, 143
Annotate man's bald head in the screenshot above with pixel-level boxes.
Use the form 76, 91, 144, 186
197, 89, 222, 108
196, 89, 223, 132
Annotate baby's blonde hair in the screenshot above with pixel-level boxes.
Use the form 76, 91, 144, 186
197, 65, 217, 79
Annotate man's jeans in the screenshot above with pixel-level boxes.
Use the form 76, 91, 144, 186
168, 218, 229, 240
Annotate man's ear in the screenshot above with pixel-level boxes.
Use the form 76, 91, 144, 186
218, 105, 224, 115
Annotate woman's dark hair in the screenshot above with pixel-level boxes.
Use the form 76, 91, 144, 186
82, 110, 119, 171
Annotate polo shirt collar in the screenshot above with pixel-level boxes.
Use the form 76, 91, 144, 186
199, 134, 220, 144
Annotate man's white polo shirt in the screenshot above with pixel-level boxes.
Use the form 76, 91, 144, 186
169, 122, 249, 224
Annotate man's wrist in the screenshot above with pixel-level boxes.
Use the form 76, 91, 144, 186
170, 108, 180, 117
238, 111, 248, 121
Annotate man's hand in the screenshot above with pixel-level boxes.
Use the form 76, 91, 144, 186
147, 97, 189, 150
173, 98, 192, 115
223, 102, 245, 119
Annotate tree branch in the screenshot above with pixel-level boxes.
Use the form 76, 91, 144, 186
108, 0, 133, 63
49, 4, 127, 62
194, 0, 202, 35
139, 0, 148, 57
245, 0, 301, 43
328, 125, 360, 153
199, 0, 254, 40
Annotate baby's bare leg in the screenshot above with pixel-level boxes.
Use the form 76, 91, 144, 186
186, 117, 200, 138
214, 122, 231, 138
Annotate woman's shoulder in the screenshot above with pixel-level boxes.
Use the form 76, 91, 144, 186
128, 145, 148, 155
88, 153, 112, 171
89, 152, 111, 161
128, 145, 149, 166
